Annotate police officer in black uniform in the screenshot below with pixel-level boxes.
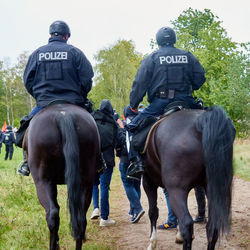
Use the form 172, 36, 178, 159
0, 130, 3, 154
126, 26, 206, 180
17, 20, 94, 176
3, 125, 16, 160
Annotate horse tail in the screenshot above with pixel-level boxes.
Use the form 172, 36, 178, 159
56, 114, 85, 240
196, 106, 235, 238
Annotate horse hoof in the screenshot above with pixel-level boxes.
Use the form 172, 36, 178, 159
175, 232, 195, 244
147, 240, 157, 250
175, 230, 183, 244
83, 233, 87, 242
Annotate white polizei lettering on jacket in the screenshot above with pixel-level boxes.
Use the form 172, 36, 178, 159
159, 55, 188, 64
39, 52, 68, 61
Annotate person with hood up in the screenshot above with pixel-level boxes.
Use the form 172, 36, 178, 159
90, 100, 123, 226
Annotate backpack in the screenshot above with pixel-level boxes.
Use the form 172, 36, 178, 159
92, 110, 118, 151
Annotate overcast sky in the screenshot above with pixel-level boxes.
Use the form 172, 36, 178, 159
1, 0, 249, 66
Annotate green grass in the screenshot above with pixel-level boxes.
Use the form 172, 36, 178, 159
0, 148, 116, 249
0, 140, 249, 249
233, 139, 250, 180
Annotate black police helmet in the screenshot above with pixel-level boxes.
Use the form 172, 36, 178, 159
156, 27, 176, 46
49, 20, 71, 38
7, 125, 12, 130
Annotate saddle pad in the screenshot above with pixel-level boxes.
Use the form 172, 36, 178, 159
142, 116, 168, 154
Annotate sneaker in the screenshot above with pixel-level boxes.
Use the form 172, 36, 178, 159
99, 217, 115, 227
90, 208, 99, 220
193, 215, 206, 223
130, 210, 145, 223
17, 162, 30, 176
157, 221, 177, 230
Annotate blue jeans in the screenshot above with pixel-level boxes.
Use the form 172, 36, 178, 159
92, 166, 113, 220
29, 106, 44, 116
127, 96, 197, 159
163, 188, 178, 225
119, 162, 143, 216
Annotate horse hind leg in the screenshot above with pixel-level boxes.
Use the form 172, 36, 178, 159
35, 180, 60, 250
75, 184, 93, 250
143, 173, 159, 250
168, 189, 193, 250
206, 222, 219, 250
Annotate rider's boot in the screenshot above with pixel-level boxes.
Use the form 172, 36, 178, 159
17, 151, 30, 176
126, 155, 144, 181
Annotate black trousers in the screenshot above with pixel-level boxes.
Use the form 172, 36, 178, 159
194, 186, 206, 216
5, 144, 14, 160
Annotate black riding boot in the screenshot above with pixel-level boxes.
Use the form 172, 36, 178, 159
126, 155, 144, 181
193, 186, 206, 223
17, 151, 30, 176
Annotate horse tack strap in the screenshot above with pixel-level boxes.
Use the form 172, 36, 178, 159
142, 116, 168, 154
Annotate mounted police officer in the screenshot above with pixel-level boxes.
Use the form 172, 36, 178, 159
126, 26, 206, 180
17, 20, 94, 176
3, 125, 16, 160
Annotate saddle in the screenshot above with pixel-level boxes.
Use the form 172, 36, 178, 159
132, 101, 191, 154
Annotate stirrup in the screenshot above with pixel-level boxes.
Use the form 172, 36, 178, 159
17, 161, 30, 176
126, 162, 144, 181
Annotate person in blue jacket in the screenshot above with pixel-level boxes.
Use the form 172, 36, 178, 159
17, 20, 94, 176
126, 26, 206, 180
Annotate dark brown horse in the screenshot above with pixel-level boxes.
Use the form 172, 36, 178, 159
23, 104, 100, 250
143, 106, 235, 250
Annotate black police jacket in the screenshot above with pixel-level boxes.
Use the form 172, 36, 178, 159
24, 36, 94, 107
3, 131, 16, 146
129, 45, 206, 109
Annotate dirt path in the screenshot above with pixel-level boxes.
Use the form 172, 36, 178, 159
109, 177, 250, 250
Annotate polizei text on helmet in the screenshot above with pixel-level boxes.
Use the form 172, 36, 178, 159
159, 55, 188, 64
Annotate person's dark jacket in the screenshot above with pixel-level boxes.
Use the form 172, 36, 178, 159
0, 130, 3, 146
24, 36, 94, 107
130, 45, 206, 109
3, 129, 16, 146
93, 100, 124, 167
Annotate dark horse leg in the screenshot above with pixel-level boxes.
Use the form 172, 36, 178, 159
168, 188, 193, 250
206, 222, 219, 250
143, 172, 159, 250
75, 184, 93, 250
35, 180, 60, 250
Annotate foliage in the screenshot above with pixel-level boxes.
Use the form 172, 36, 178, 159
0, 52, 33, 128
208, 52, 250, 136
89, 40, 143, 115
171, 8, 249, 136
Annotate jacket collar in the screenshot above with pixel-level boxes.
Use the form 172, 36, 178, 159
48, 36, 67, 44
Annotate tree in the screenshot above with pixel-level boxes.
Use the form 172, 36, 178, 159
208, 51, 250, 136
170, 8, 238, 102
0, 52, 31, 127
89, 40, 143, 115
